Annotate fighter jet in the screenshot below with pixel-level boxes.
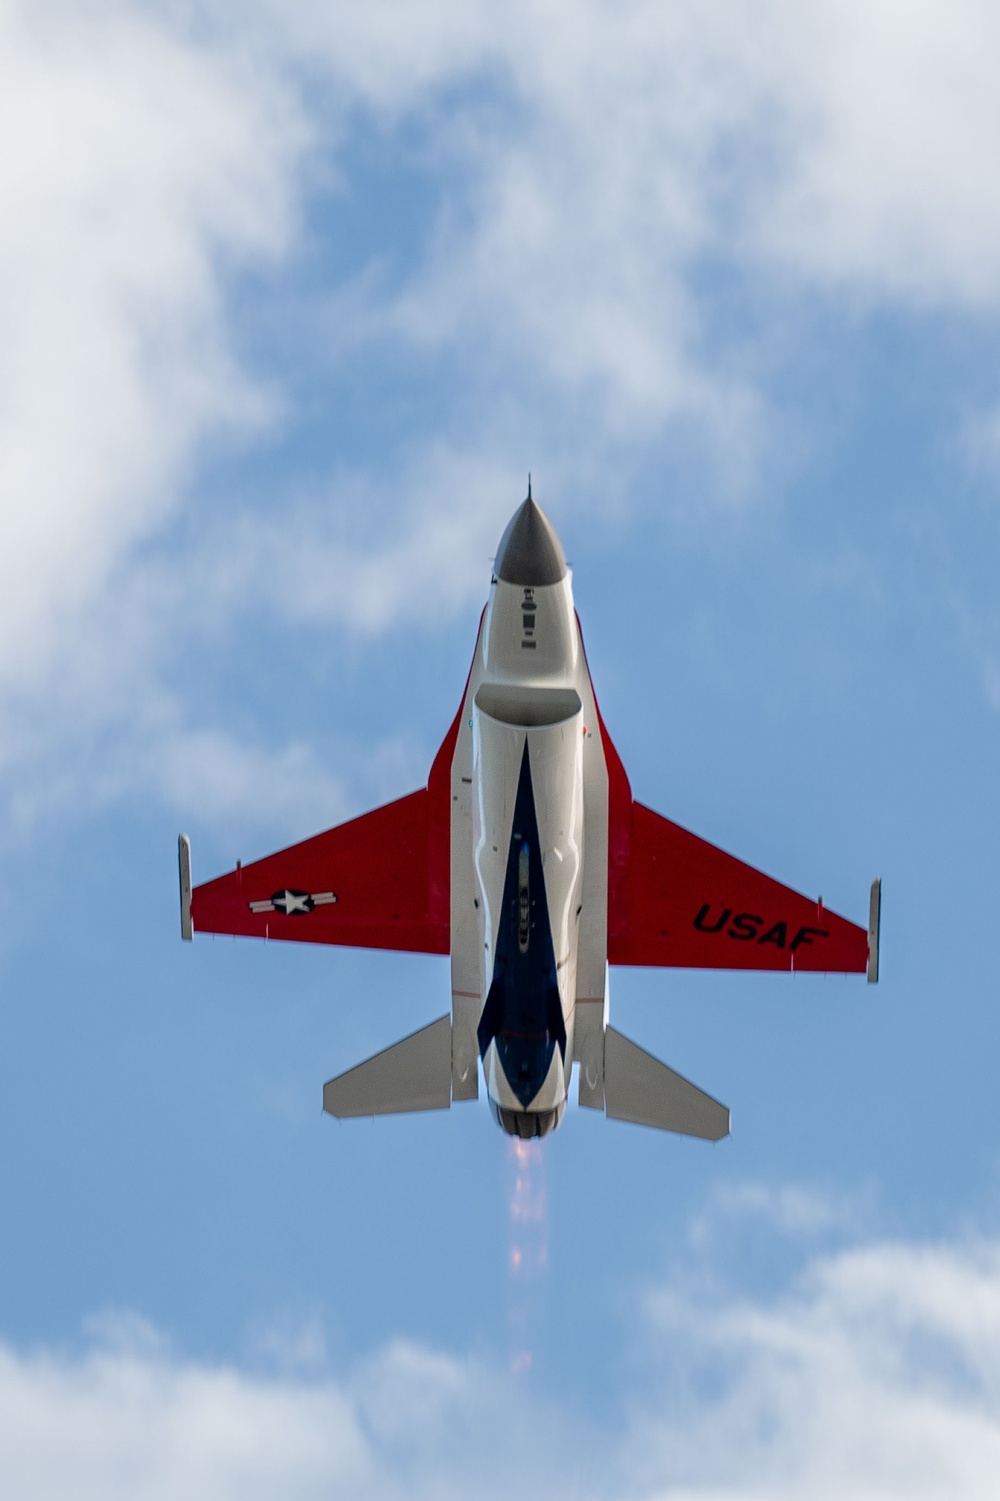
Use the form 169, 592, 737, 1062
179, 491, 880, 1141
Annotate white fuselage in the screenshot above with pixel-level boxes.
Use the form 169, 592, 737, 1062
448, 565, 610, 1135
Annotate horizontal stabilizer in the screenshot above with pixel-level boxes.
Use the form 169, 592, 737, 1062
323, 1015, 452, 1119
604, 1026, 729, 1140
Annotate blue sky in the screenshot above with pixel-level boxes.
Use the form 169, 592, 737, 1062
3, 1, 1000, 1494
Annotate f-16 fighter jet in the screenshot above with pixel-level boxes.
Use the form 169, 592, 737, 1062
179, 491, 880, 1141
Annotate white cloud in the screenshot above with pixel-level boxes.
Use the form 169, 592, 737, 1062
0, 682, 414, 844
246, 0, 1000, 413
0, 2, 305, 691
243, 1309, 328, 1377
0, 0, 310, 827
0, 1335, 368, 1501
7, 0, 1000, 825
745, 1, 1000, 306
6, 1234, 1000, 1498
11, 0, 1000, 657
185, 444, 523, 634
135, 720, 349, 839
0, 1321, 562, 1501
637, 1238, 1000, 1499
688, 1178, 875, 1244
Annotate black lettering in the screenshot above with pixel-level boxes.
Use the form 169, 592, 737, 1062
790, 925, 830, 952
694, 904, 732, 934
758, 921, 787, 948
728, 913, 762, 941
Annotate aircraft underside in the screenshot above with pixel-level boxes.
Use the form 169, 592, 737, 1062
180, 490, 880, 1142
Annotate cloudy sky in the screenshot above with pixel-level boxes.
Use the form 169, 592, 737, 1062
3, 0, 1000, 1494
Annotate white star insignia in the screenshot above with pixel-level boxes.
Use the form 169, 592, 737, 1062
248, 889, 338, 916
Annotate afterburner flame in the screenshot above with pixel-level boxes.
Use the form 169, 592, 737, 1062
506, 1137, 548, 1374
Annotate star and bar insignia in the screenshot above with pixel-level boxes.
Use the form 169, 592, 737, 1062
248, 889, 338, 916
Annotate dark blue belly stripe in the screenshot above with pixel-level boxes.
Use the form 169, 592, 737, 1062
477, 741, 566, 1108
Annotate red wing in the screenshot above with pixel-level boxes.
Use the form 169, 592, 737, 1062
191, 790, 449, 954
608, 802, 868, 973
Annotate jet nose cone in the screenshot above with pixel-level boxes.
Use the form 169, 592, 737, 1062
494, 493, 567, 587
